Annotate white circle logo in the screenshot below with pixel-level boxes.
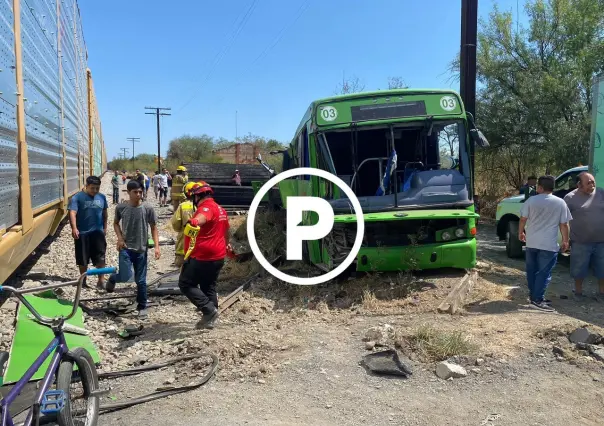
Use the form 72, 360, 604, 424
440, 96, 457, 111
320, 106, 338, 122
247, 167, 365, 285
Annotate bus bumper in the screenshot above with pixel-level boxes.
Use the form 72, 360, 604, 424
354, 238, 477, 272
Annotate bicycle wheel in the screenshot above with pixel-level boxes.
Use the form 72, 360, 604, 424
56, 347, 100, 426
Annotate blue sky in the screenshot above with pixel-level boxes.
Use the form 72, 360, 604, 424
79, 0, 527, 160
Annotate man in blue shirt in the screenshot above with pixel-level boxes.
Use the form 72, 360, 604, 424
68, 175, 109, 289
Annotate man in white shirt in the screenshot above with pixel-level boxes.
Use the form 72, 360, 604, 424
158, 170, 169, 207
519, 175, 572, 312
152, 171, 161, 200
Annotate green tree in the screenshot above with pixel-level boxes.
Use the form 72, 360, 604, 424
454, 0, 604, 189
166, 134, 222, 163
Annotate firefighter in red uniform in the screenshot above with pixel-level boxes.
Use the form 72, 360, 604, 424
179, 181, 230, 329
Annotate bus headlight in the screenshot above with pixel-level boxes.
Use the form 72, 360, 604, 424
442, 231, 452, 241
455, 228, 465, 238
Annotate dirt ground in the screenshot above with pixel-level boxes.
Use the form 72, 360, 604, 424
4, 175, 604, 426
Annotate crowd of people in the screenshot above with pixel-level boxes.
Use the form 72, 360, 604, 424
69, 165, 603, 323
519, 171, 603, 312
67, 166, 232, 328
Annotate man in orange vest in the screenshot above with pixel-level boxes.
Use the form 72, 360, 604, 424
179, 181, 230, 329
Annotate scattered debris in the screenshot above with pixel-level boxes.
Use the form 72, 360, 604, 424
437, 271, 477, 314
435, 361, 467, 380
568, 327, 602, 345
118, 325, 145, 339
362, 349, 412, 377
363, 324, 395, 347
147, 236, 176, 248
576, 343, 604, 362
480, 413, 501, 425
25, 267, 49, 280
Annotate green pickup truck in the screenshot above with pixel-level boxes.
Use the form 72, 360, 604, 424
495, 166, 588, 258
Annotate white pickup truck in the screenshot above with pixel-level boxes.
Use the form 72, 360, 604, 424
494, 166, 588, 258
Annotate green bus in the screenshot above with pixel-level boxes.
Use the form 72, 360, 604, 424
259, 89, 489, 273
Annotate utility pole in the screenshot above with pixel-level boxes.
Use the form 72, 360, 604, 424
145, 106, 171, 173
126, 137, 140, 170
460, 0, 478, 185
120, 147, 129, 161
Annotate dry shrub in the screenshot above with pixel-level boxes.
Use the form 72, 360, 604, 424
361, 290, 379, 310
403, 324, 478, 362
221, 259, 259, 280
232, 209, 285, 261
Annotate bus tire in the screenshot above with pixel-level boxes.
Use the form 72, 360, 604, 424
506, 221, 523, 259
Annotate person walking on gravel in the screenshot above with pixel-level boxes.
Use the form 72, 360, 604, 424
152, 171, 161, 200
171, 182, 199, 267
68, 175, 108, 290
111, 170, 120, 204
144, 171, 151, 199
106, 180, 160, 318
518, 175, 572, 312
563, 172, 604, 298
178, 181, 230, 329
158, 169, 170, 207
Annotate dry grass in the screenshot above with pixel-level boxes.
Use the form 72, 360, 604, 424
361, 290, 379, 310
466, 275, 517, 305
221, 259, 259, 281
402, 324, 478, 362
232, 209, 286, 261
249, 270, 449, 315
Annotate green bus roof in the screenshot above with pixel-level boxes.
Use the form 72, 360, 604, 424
312, 88, 463, 104
294, 88, 466, 136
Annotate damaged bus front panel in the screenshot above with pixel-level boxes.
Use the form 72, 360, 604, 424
276, 89, 483, 272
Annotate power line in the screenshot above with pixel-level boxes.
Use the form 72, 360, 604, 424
145, 107, 171, 173
176, 0, 260, 113
126, 137, 140, 170
212, 0, 312, 107
175, 1, 253, 107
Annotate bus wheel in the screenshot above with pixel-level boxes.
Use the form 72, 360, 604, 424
505, 221, 524, 259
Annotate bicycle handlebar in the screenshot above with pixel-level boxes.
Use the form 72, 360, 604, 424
0, 266, 116, 326
85, 267, 116, 276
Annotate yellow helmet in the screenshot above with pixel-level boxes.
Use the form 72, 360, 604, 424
183, 181, 200, 199
177, 165, 187, 172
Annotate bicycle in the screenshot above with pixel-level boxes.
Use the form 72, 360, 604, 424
0, 266, 116, 426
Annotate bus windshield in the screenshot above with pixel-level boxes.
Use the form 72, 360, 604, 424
319, 119, 472, 212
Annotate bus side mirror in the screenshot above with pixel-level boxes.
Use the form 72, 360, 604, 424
470, 129, 489, 148
466, 113, 490, 148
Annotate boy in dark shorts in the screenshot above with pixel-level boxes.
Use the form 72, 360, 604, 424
107, 180, 160, 318
68, 175, 108, 289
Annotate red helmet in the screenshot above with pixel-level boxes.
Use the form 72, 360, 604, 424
191, 180, 213, 196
